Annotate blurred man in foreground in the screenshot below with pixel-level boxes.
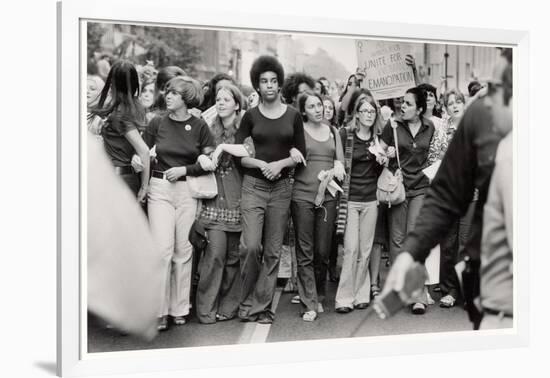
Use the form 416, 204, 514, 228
382, 48, 513, 329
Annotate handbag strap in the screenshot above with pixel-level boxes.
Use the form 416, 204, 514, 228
392, 122, 402, 170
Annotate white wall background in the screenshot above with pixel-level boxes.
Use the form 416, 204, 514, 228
0, 0, 545, 377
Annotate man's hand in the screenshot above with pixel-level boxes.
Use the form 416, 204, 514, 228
381, 252, 415, 298
137, 185, 148, 203
131, 154, 144, 173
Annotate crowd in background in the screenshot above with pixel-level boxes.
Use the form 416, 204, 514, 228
86, 46, 508, 332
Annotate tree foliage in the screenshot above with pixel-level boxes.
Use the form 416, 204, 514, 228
88, 23, 201, 75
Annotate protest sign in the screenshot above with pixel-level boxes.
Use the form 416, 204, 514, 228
356, 40, 415, 100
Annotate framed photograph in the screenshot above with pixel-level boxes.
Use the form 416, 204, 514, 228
58, 0, 529, 376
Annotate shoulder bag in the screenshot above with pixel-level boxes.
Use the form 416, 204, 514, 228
376, 123, 406, 207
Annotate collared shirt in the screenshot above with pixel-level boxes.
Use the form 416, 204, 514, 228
481, 133, 513, 314
402, 99, 508, 263
380, 117, 435, 197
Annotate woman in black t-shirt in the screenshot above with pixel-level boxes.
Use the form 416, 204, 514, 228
379, 87, 435, 315
143, 76, 216, 331
89, 60, 150, 201
335, 96, 385, 313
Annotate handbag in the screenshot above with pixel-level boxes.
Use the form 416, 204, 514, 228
188, 200, 208, 252
187, 172, 218, 199
376, 123, 406, 207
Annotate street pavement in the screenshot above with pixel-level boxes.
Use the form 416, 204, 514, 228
88, 274, 472, 353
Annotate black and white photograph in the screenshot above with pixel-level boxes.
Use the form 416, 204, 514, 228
84, 18, 514, 355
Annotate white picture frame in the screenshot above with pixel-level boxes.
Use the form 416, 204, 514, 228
57, 0, 529, 376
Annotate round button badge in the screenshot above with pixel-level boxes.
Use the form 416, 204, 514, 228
185, 124, 192, 131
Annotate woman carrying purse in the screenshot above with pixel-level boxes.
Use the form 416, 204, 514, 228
378, 87, 436, 315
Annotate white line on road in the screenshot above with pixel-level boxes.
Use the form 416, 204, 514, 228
237, 288, 283, 344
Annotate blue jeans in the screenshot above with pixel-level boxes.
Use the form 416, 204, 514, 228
388, 194, 428, 305
196, 230, 241, 324
291, 200, 337, 312
239, 175, 291, 320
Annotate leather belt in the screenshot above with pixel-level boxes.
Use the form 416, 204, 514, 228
114, 166, 134, 175
152, 170, 186, 181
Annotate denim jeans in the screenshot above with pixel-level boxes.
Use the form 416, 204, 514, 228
147, 178, 197, 317
387, 194, 428, 305
119, 172, 140, 197
239, 175, 291, 320
387, 194, 425, 262
291, 200, 337, 312
335, 201, 378, 309
439, 200, 476, 299
196, 230, 241, 323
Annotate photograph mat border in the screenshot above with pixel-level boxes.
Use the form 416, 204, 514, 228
58, 0, 530, 376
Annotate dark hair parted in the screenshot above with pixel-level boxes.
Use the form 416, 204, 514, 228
249, 55, 285, 94
467, 80, 482, 97
201, 73, 237, 110
297, 90, 324, 123
322, 95, 338, 127
281, 73, 315, 105
339, 74, 357, 102
164, 76, 204, 109
416, 83, 441, 117
316, 79, 328, 95
405, 87, 427, 118
90, 59, 145, 123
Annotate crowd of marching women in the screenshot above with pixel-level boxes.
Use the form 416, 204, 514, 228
87, 51, 490, 331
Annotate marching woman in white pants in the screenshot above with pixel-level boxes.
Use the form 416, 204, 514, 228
143, 76, 216, 331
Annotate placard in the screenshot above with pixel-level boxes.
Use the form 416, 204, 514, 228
355, 40, 415, 100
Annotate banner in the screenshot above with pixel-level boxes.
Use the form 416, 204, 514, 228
355, 40, 415, 100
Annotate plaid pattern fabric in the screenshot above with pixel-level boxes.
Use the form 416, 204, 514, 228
336, 127, 354, 236
199, 205, 241, 225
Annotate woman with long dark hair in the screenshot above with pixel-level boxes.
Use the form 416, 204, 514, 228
291, 91, 344, 321
379, 87, 436, 314
89, 60, 150, 201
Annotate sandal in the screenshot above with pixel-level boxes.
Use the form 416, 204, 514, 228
439, 295, 456, 308
302, 310, 317, 322
215, 314, 232, 321
371, 285, 381, 298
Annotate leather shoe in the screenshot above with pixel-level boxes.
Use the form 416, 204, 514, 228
335, 307, 353, 314
354, 303, 369, 310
